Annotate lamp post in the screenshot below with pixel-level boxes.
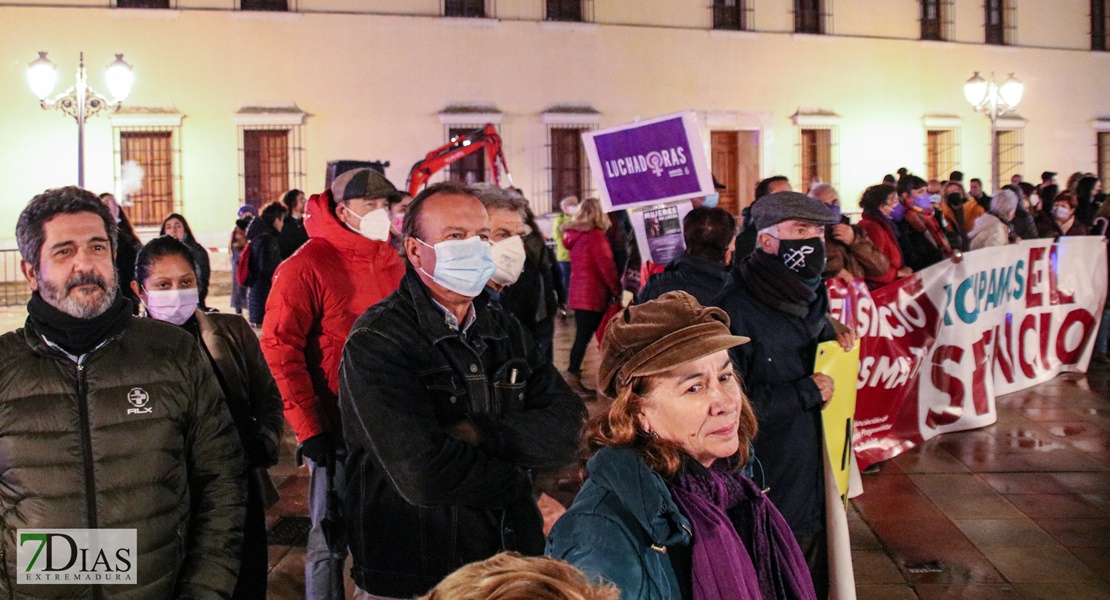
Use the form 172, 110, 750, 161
964, 71, 1023, 192
27, 52, 134, 188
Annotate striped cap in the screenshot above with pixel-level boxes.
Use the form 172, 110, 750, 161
330, 168, 398, 202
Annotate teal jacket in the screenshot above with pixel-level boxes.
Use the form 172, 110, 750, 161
546, 446, 693, 599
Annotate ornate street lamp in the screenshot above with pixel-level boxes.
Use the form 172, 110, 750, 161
964, 71, 1023, 191
27, 52, 134, 188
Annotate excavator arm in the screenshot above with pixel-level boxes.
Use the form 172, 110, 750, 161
406, 123, 513, 196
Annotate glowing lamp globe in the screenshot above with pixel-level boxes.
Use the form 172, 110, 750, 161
105, 54, 134, 102
27, 52, 58, 101
999, 74, 1023, 109
963, 72, 988, 108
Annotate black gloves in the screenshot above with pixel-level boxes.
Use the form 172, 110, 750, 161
298, 433, 335, 466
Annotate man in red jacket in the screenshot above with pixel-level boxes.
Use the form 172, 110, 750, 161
261, 168, 405, 600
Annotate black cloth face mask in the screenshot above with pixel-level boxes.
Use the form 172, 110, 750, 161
774, 236, 826, 280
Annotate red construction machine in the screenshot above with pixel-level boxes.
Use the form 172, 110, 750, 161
406, 123, 514, 196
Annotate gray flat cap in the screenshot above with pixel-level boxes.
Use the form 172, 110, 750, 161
751, 191, 839, 231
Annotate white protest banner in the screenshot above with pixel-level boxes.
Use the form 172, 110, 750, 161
826, 237, 1108, 469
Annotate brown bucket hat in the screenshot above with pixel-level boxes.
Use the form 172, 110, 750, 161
597, 291, 749, 399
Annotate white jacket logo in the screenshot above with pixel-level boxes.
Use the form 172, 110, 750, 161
126, 388, 152, 415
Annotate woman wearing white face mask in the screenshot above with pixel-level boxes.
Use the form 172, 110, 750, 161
132, 235, 284, 600
1036, 190, 1090, 238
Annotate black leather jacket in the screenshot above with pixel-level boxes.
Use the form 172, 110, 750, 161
338, 270, 585, 597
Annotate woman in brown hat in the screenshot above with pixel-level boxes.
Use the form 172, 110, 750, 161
546, 291, 816, 600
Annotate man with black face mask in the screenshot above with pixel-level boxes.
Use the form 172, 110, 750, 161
714, 191, 855, 599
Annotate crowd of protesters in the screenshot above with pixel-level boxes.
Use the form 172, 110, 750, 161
0, 159, 1105, 600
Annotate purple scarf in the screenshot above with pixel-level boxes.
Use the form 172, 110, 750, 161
668, 467, 816, 600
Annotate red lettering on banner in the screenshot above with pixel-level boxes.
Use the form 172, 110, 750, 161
1026, 247, 1045, 309
970, 330, 994, 417
1026, 245, 1077, 310
993, 321, 1016, 384
1017, 314, 1038, 378
1038, 312, 1052, 370
1055, 309, 1096, 364
927, 345, 965, 428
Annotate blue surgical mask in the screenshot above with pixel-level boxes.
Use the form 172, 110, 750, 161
702, 193, 720, 209
418, 236, 496, 298
829, 204, 842, 222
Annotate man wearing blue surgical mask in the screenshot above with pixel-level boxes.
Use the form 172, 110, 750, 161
338, 182, 586, 600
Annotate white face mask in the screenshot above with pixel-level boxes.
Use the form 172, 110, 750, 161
1053, 205, 1073, 220
143, 288, 199, 326
347, 206, 392, 241
489, 235, 526, 286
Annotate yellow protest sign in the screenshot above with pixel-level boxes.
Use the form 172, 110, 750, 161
815, 340, 860, 502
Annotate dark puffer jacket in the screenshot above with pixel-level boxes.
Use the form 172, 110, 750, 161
638, 254, 732, 307
0, 318, 246, 599
245, 217, 283, 327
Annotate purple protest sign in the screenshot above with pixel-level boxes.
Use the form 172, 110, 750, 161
583, 111, 714, 212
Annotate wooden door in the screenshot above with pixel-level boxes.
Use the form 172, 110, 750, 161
711, 130, 761, 216
736, 130, 760, 212
711, 132, 739, 215
244, 129, 289, 210
551, 128, 584, 204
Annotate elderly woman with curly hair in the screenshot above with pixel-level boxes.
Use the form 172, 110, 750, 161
547, 291, 815, 600
424, 552, 618, 600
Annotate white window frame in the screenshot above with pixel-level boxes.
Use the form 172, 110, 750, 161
792, 111, 840, 192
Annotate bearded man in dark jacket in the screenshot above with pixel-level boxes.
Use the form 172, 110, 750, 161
714, 191, 855, 600
339, 182, 585, 599
0, 186, 245, 598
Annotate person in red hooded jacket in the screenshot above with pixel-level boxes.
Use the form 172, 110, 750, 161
561, 197, 621, 397
261, 168, 405, 600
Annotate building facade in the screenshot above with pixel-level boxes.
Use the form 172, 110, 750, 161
2, 0, 1109, 251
